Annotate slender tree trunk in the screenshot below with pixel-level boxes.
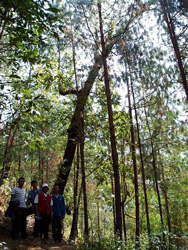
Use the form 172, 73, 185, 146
159, 0, 188, 100
18, 152, 21, 174
130, 69, 151, 247
80, 117, 89, 238
97, 199, 100, 241
120, 141, 127, 243
144, 105, 165, 247
126, 72, 140, 249
70, 145, 80, 241
98, 1, 122, 239
46, 151, 49, 182
161, 163, 171, 234
111, 174, 116, 237
38, 149, 44, 185
159, 156, 172, 248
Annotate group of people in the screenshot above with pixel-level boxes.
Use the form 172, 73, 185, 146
8, 177, 66, 244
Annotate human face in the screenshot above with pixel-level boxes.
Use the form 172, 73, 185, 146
53, 186, 59, 195
42, 186, 49, 194
32, 182, 38, 190
18, 178, 25, 188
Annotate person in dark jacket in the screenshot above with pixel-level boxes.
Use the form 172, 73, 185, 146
51, 185, 66, 244
26, 180, 40, 237
27, 180, 40, 215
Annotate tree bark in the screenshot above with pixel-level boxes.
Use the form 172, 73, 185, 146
70, 145, 80, 241
130, 67, 151, 247
144, 105, 165, 247
56, 2, 134, 194
98, 1, 122, 240
0, 124, 18, 185
126, 72, 140, 249
80, 117, 89, 238
159, 0, 188, 100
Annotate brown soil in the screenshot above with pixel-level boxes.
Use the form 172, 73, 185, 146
0, 216, 76, 250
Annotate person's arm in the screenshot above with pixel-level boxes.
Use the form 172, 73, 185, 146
62, 196, 66, 218
11, 188, 16, 200
50, 196, 53, 218
34, 194, 39, 215
26, 191, 31, 207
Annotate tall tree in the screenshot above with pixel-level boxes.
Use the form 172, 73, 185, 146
97, 1, 123, 240
158, 0, 188, 100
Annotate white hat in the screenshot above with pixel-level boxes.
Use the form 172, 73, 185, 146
42, 183, 49, 188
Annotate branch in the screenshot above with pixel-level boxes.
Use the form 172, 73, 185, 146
59, 88, 78, 96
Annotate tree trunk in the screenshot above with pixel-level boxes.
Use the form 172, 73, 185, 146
97, 199, 100, 241
56, 4, 133, 194
126, 72, 140, 249
98, 1, 122, 239
70, 145, 80, 241
130, 68, 151, 247
56, 52, 102, 194
111, 174, 116, 238
80, 117, 89, 238
120, 140, 127, 243
0, 125, 18, 185
159, 0, 188, 100
144, 105, 165, 247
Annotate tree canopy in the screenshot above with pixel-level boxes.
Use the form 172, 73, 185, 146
0, 0, 187, 249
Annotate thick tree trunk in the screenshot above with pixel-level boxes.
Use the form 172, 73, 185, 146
126, 75, 140, 249
159, 0, 188, 100
56, 53, 102, 194
56, 5, 134, 194
0, 125, 18, 185
98, 2, 122, 240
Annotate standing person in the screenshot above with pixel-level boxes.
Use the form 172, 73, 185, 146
51, 185, 66, 244
34, 183, 53, 244
26, 180, 40, 237
11, 177, 27, 239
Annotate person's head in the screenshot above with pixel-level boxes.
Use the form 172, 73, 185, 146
31, 180, 38, 190
17, 177, 25, 188
53, 185, 60, 195
41, 183, 49, 194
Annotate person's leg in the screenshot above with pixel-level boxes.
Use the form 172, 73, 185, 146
43, 216, 51, 240
11, 208, 21, 239
40, 216, 45, 239
52, 217, 58, 242
21, 208, 27, 238
33, 217, 40, 238
57, 217, 62, 243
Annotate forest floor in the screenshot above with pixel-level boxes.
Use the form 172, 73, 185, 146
0, 216, 76, 250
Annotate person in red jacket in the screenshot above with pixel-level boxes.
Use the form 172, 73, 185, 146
34, 183, 53, 244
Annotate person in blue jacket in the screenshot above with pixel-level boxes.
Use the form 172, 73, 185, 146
26, 180, 41, 238
51, 185, 66, 243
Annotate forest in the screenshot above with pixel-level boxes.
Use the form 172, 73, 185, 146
0, 0, 187, 249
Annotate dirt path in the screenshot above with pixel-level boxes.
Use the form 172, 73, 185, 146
0, 217, 76, 250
